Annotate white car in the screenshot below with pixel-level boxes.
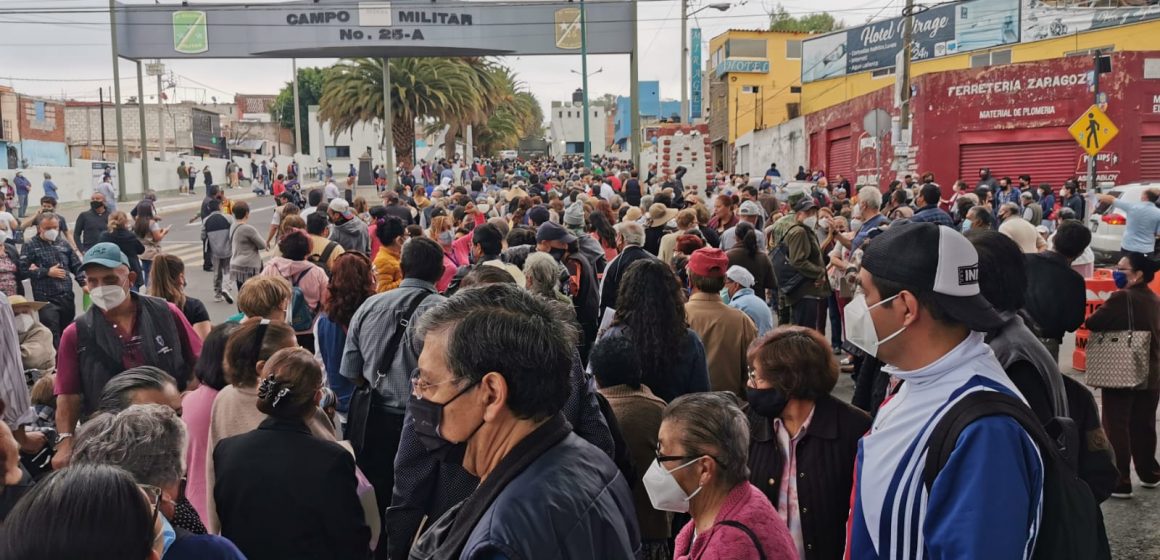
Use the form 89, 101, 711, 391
1088, 182, 1160, 263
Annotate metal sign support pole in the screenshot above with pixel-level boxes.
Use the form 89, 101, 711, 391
109, 0, 127, 201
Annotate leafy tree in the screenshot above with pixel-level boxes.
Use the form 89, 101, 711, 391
768, 4, 843, 33
270, 67, 326, 155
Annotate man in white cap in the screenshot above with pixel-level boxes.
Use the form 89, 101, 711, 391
846, 221, 1047, 559
328, 198, 370, 253
720, 200, 766, 251
725, 265, 773, 336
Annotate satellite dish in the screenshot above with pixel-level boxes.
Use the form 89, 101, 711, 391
863, 109, 891, 139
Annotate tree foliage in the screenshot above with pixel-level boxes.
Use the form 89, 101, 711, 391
319, 57, 543, 168
270, 67, 326, 155
768, 4, 843, 33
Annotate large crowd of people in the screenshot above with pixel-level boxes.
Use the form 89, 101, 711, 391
0, 153, 1155, 559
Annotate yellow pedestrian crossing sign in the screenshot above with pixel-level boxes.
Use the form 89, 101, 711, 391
1068, 104, 1118, 157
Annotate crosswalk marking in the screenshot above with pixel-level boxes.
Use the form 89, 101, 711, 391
162, 242, 275, 267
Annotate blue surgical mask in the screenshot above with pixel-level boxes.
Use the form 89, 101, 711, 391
160, 514, 176, 556
1113, 270, 1129, 289
961, 220, 972, 233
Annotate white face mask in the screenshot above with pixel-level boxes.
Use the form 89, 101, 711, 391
90, 285, 128, 311
42, 229, 60, 242
642, 457, 704, 513
15, 314, 34, 334
804, 216, 818, 229
843, 293, 906, 357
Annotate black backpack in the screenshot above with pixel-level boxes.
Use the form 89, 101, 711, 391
923, 391, 1110, 560
308, 240, 341, 275
770, 223, 808, 296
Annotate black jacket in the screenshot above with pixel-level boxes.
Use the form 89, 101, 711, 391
213, 417, 371, 560
99, 229, 145, 286
1024, 251, 1086, 340
599, 245, 655, 312
747, 394, 871, 560
74, 209, 109, 253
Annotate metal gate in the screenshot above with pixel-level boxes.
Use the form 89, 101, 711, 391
826, 126, 853, 182
959, 140, 1078, 190
1142, 137, 1160, 181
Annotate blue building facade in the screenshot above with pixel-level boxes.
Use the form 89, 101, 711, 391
613, 81, 680, 150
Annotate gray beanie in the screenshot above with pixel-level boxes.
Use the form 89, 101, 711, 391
564, 202, 585, 228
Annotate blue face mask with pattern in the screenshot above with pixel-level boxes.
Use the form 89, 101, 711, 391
1113, 270, 1129, 289
160, 514, 176, 556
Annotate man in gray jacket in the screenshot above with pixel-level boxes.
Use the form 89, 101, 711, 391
327, 198, 370, 254
200, 199, 234, 303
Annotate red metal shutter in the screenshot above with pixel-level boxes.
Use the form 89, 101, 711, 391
1142, 137, 1160, 181
827, 126, 853, 182
959, 140, 1079, 189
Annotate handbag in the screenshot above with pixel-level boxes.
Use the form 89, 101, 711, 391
346, 291, 432, 457
1086, 293, 1151, 389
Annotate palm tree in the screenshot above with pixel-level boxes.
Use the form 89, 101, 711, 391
319, 57, 481, 170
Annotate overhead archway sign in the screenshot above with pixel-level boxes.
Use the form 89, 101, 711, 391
115, 0, 636, 59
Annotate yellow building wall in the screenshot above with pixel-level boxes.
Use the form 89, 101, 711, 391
801, 19, 1160, 115
710, 30, 804, 143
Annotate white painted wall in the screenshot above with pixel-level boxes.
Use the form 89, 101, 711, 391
733, 117, 806, 179
549, 101, 607, 157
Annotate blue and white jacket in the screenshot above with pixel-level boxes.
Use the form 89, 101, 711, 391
847, 332, 1044, 560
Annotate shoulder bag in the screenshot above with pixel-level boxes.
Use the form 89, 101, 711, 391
1086, 293, 1151, 389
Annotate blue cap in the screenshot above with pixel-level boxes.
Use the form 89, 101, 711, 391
82, 242, 129, 270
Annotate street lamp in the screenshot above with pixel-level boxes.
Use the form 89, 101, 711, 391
571, 67, 603, 166
682, 2, 731, 124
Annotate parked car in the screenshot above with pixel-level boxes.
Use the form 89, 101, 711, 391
1088, 181, 1160, 264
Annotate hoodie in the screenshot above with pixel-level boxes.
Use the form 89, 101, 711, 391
260, 257, 328, 329
328, 217, 370, 254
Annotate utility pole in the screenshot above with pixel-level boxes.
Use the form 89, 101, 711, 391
680, 0, 688, 124
153, 61, 166, 162
136, 61, 149, 192
108, 0, 127, 201
1086, 52, 1103, 214
579, 0, 592, 167
292, 59, 302, 155
629, 0, 641, 170
896, 0, 915, 178
98, 87, 107, 151
382, 58, 395, 187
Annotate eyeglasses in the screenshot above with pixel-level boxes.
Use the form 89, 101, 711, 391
409, 368, 462, 399
139, 484, 163, 549
654, 449, 723, 467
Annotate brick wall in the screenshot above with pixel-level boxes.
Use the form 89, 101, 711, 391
18, 96, 65, 143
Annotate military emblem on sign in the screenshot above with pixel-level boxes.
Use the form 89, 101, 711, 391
172, 11, 209, 54
555, 8, 582, 50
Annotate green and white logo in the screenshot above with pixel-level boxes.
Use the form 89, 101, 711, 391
172, 11, 208, 54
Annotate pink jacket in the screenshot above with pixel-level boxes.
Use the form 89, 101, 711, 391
261, 257, 328, 330
181, 384, 218, 527
674, 482, 796, 560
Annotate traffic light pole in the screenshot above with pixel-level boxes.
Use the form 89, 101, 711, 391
1087, 52, 1100, 207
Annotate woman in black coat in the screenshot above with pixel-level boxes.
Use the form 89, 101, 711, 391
213, 347, 370, 560
745, 326, 871, 560
98, 211, 146, 289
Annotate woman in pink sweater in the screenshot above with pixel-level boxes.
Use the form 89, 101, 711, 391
260, 230, 328, 349
646, 392, 796, 560
181, 322, 240, 528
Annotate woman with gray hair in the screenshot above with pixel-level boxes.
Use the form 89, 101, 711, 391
649, 392, 795, 559
71, 404, 245, 559
523, 251, 573, 310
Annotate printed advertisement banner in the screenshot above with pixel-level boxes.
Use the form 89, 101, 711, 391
801, 0, 1019, 83
691, 28, 703, 120
1021, 0, 1160, 42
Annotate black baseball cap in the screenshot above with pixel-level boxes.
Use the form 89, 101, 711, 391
536, 221, 577, 244
861, 221, 1003, 333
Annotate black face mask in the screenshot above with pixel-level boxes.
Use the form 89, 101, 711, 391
746, 386, 789, 419
549, 247, 566, 262
409, 383, 481, 464
90, 201, 104, 211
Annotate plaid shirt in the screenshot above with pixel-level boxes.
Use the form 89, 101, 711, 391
19, 235, 84, 302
